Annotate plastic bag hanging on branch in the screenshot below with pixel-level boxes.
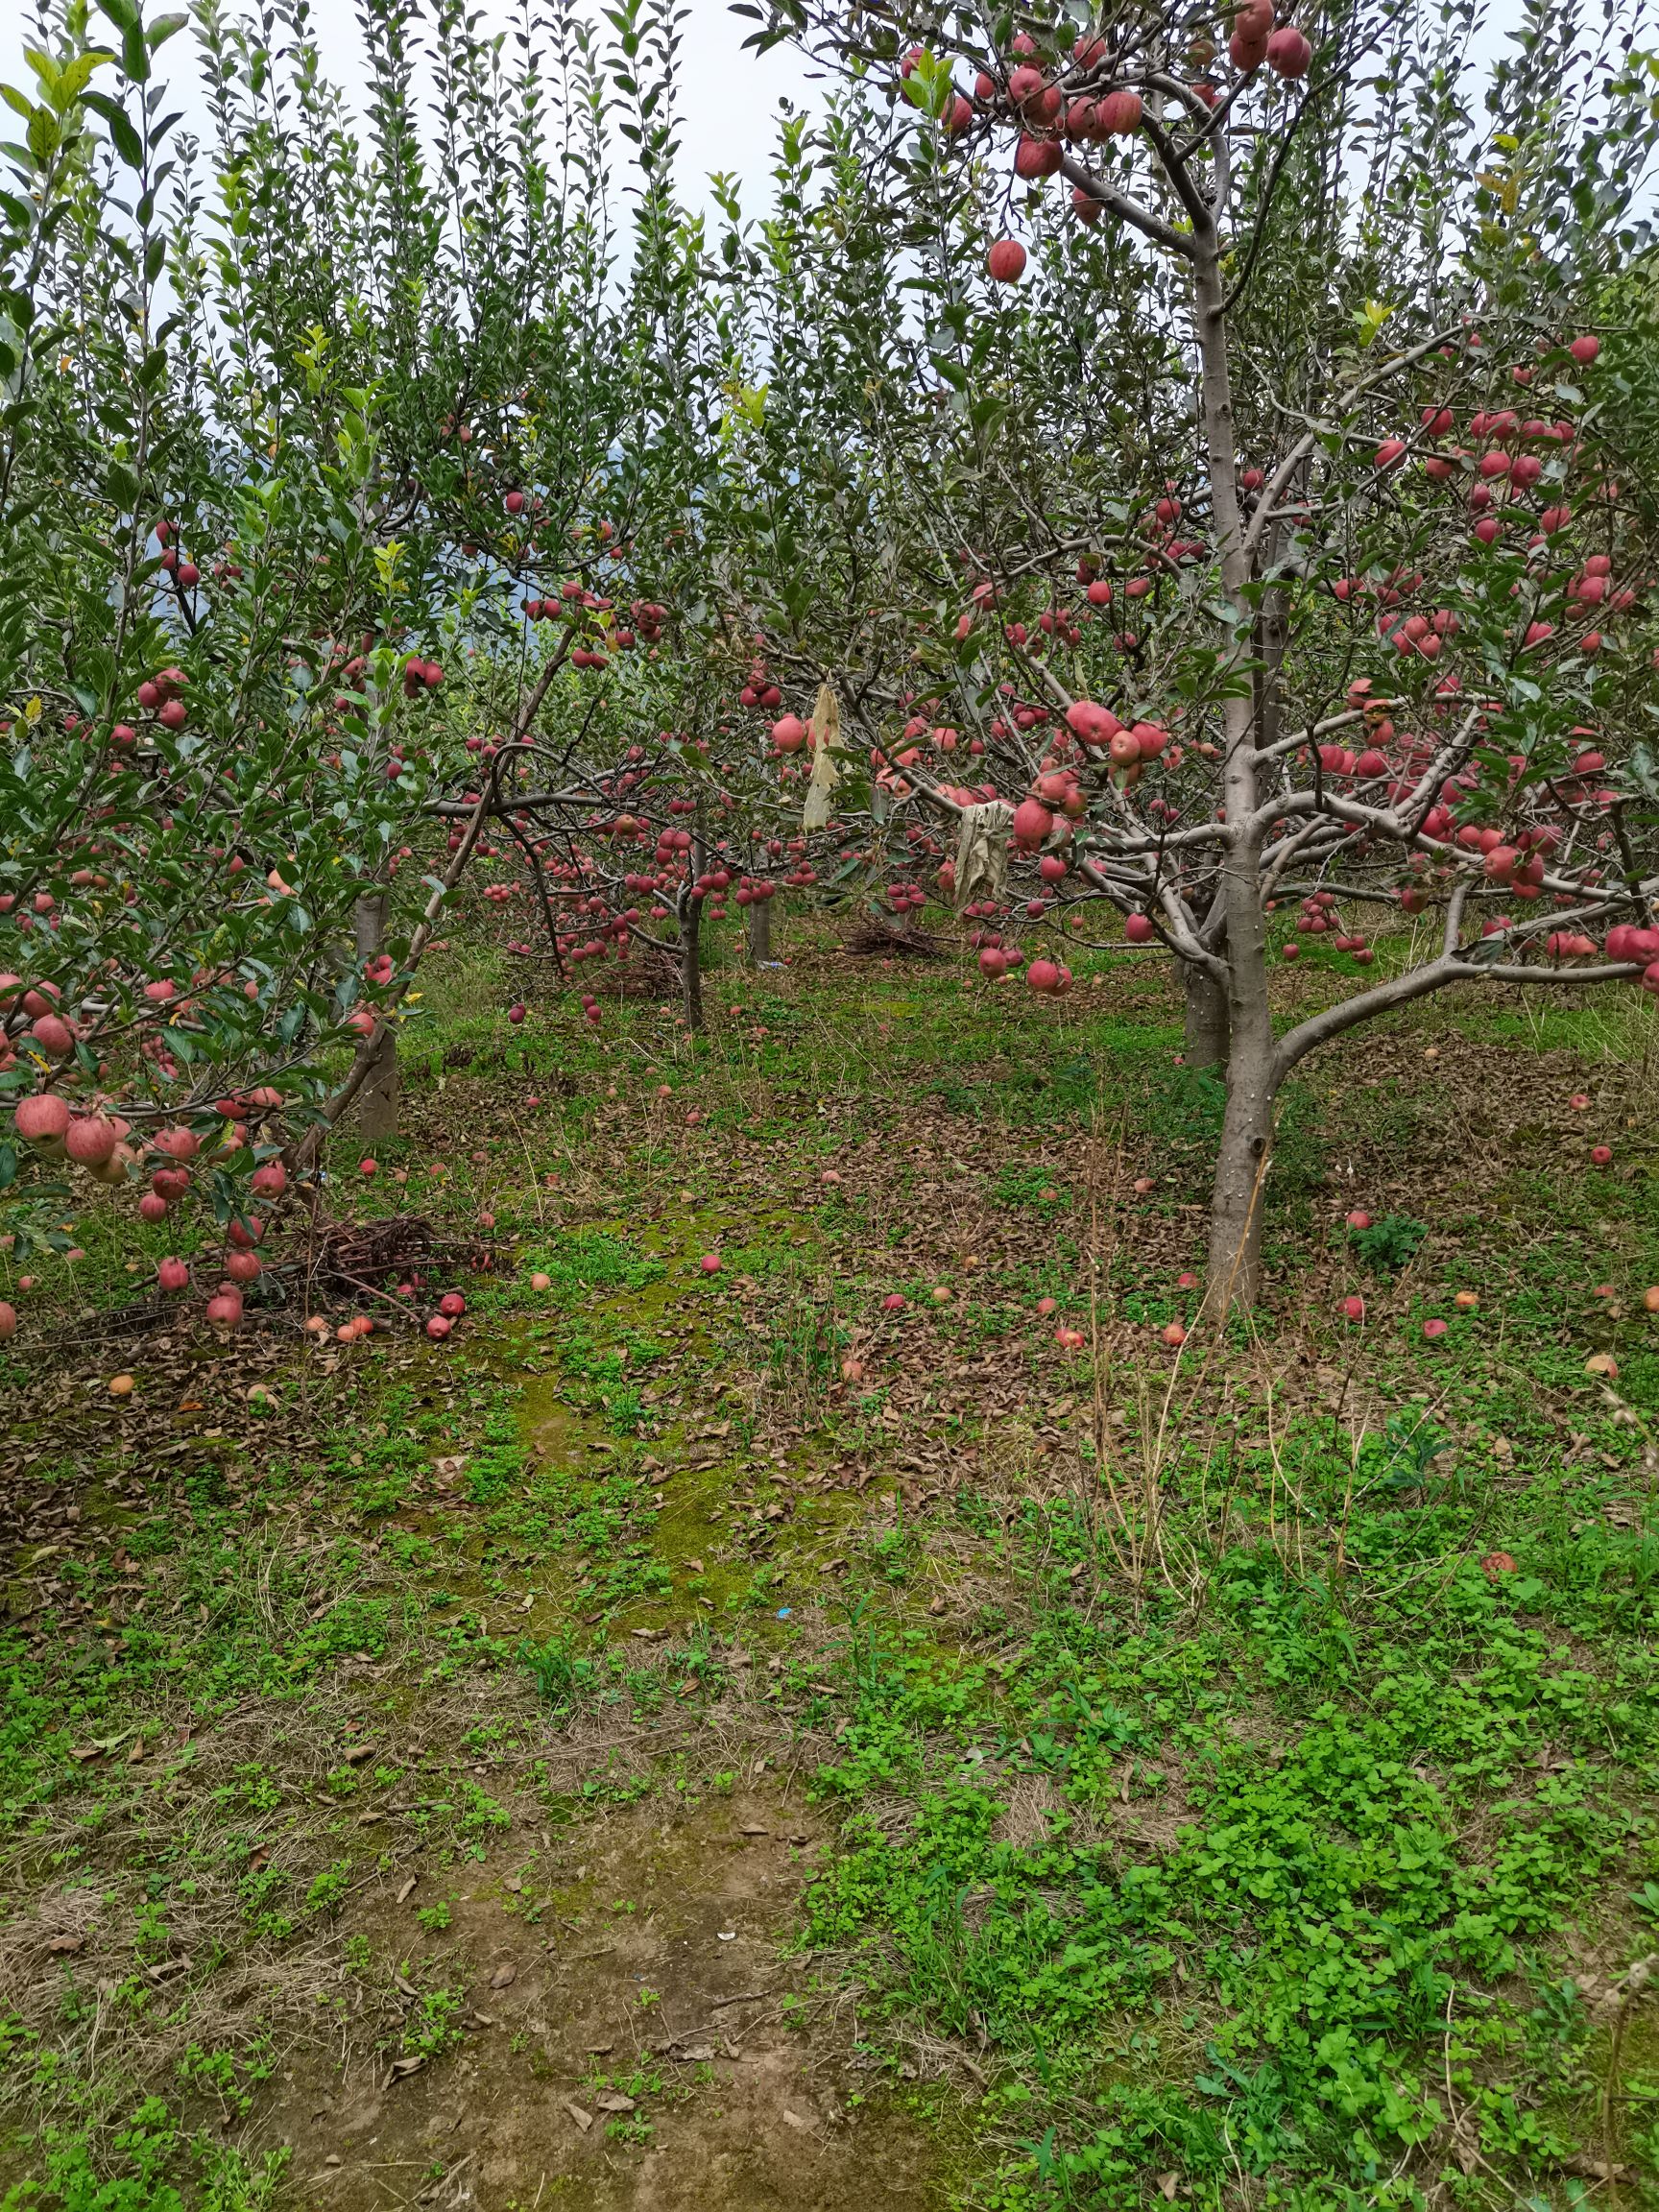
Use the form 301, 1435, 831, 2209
953, 802, 1014, 910
802, 684, 842, 831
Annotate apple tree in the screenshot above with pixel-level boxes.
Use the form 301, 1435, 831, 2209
0, 0, 638, 1312
736, 0, 1659, 1308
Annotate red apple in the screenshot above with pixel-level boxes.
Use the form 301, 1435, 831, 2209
63, 1117, 118, 1167
1011, 797, 1053, 850
14, 1094, 70, 1149
30, 1014, 73, 1057
1096, 89, 1142, 132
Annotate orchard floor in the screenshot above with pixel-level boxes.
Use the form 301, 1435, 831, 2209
6, 921, 1659, 2212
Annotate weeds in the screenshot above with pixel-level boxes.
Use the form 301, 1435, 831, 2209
7, 928, 1659, 2206
1349, 1214, 1431, 1271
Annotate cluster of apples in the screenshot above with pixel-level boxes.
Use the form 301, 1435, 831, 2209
1281, 891, 1373, 964
424, 1290, 468, 1341
972, 8, 1313, 277
12, 1090, 288, 1314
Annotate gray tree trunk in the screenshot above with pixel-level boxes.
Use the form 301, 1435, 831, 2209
1191, 216, 1274, 1314
1204, 1024, 1276, 1315
680, 807, 706, 1031
1183, 962, 1230, 1070
746, 894, 773, 964
679, 899, 703, 1030
352, 894, 399, 1143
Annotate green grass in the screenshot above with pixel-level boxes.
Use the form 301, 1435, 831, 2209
802, 1429, 1659, 2207
9, 915, 1659, 2207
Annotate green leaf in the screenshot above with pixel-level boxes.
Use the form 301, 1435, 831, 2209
46, 49, 114, 110
25, 107, 62, 163
82, 88, 143, 166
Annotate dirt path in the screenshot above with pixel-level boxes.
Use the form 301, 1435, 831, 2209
253, 1791, 945, 2210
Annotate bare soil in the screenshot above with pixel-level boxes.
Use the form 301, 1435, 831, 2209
245, 1791, 945, 2211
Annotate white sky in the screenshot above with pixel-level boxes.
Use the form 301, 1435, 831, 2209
5, 0, 830, 223
7, 1, 1539, 233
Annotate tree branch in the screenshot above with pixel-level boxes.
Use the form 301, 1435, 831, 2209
1274, 952, 1644, 1084
1057, 153, 1194, 259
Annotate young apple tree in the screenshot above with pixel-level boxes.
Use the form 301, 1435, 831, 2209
0, 0, 637, 1309
412, 70, 932, 1033
741, 0, 1659, 1308
0, 19, 442, 1299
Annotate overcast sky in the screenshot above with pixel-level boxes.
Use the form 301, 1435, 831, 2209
8, 1, 1537, 229
3, 0, 829, 224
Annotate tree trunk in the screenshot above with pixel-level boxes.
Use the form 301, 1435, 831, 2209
352, 894, 398, 1142
356, 1028, 400, 1143
679, 811, 705, 1032
1183, 962, 1230, 1070
1190, 210, 1269, 1313
1202, 808, 1276, 1313
680, 903, 703, 1029
1203, 1023, 1276, 1314
746, 894, 773, 964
